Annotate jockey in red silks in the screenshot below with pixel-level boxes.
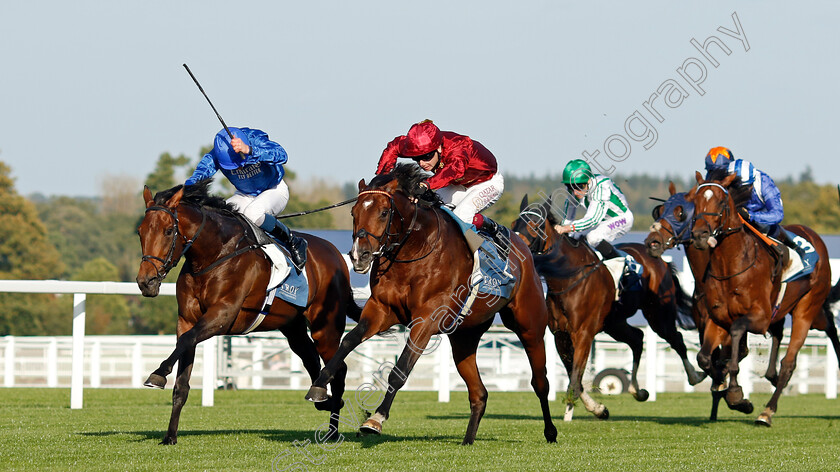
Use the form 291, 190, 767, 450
375, 120, 505, 244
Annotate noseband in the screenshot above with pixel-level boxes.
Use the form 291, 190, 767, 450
141, 205, 206, 281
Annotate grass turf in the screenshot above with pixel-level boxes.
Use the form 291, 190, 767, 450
1, 388, 838, 471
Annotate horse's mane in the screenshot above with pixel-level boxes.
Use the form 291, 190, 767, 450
368, 163, 439, 206
154, 179, 237, 213
702, 169, 752, 208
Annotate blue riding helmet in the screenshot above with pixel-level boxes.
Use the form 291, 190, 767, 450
704, 146, 734, 172
728, 159, 757, 185
213, 127, 250, 170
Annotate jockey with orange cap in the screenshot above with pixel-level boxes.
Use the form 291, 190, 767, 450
704, 146, 809, 267
376, 120, 505, 243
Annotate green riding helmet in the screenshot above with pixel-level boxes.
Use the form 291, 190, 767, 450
562, 159, 593, 185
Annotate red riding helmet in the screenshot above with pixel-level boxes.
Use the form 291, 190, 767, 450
399, 120, 443, 157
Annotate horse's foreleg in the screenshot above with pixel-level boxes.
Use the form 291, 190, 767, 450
160, 347, 196, 445
569, 330, 607, 420
145, 318, 216, 389
306, 317, 372, 402
359, 320, 434, 437
724, 317, 754, 415
310, 319, 348, 437
644, 307, 706, 385
603, 322, 649, 401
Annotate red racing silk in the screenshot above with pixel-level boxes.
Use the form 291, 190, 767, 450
375, 131, 498, 189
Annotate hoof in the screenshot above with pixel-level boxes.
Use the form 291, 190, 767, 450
754, 416, 772, 427
305, 385, 329, 403
688, 370, 707, 386
359, 419, 382, 435
144, 373, 166, 389
633, 389, 650, 402
159, 436, 177, 445
730, 400, 754, 415
544, 425, 558, 443
596, 407, 610, 420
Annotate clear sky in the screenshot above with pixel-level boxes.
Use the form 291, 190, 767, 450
2, 1, 838, 197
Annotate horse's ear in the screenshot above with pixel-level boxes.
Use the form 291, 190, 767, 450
668, 181, 676, 195
143, 185, 154, 208
165, 187, 184, 208
358, 179, 366, 192
519, 194, 529, 212
695, 171, 704, 184
721, 173, 738, 187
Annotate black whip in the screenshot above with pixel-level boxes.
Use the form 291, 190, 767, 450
276, 198, 358, 219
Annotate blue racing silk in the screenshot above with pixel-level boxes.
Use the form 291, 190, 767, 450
744, 170, 784, 226
185, 127, 288, 195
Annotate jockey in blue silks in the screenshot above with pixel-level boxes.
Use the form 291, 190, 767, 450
185, 127, 307, 269
704, 146, 809, 268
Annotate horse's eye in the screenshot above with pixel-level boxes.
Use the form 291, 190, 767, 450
164, 228, 174, 237
379, 209, 389, 219
675, 207, 686, 222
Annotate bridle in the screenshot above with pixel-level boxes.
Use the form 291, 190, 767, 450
353, 189, 438, 263
516, 209, 556, 256
141, 205, 206, 281
691, 183, 744, 242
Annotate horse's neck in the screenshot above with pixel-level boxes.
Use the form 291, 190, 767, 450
181, 206, 246, 261
683, 243, 710, 281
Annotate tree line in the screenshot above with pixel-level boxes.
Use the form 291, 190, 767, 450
1, 152, 837, 336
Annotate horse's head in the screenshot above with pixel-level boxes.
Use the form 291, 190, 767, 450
137, 185, 186, 296
689, 171, 739, 250
645, 182, 695, 258
512, 194, 557, 256
350, 164, 428, 273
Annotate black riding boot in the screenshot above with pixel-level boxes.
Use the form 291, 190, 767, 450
478, 217, 506, 247
777, 228, 809, 266
595, 240, 621, 260
261, 215, 307, 269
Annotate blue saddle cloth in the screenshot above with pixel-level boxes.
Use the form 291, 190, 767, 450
439, 206, 516, 300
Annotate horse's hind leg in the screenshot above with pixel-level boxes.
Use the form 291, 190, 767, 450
160, 347, 196, 445
309, 313, 349, 438
763, 321, 784, 386
307, 316, 375, 402
500, 308, 557, 443
448, 325, 490, 445
280, 315, 335, 410
603, 320, 649, 402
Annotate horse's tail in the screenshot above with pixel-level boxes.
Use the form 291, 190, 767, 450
669, 262, 695, 330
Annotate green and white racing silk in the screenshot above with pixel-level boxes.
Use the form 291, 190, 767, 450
561, 175, 630, 232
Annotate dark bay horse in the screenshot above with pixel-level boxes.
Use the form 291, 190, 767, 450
513, 194, 703, 420
687, 172, 840, 425
305, 164, 556, 445
136, 180, 359, 444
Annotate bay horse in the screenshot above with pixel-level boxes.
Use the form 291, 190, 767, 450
136, 180, 359, 444
687, 171, 840, 426
645, 183, 754, 419
305, 164, 557, 445
647, 181, 840, 421
513, 194, 704, 421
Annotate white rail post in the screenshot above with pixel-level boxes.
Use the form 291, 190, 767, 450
47, 338, 58, 387
252, 341, 263, 390
71, 294, 86, 409
91, 340, 101, 388
645, 326, 657, 402
437, 335, 451, 403
741, 352, 754, 396
826, 336, 838, 400
202, 337, 216, 407
545, 329, 557, 401
132, 342, 143, 388
4, 336, 14, 387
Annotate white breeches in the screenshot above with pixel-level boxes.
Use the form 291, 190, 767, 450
435, 173, 504, 224
579, 211, 634, 247
226, 180, 290, 226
